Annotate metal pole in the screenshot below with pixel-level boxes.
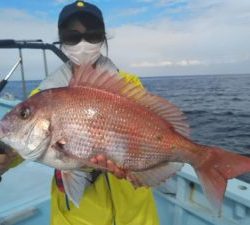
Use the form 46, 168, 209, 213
5, 57, 22, 81
42, 49, 49, 77
0, 58, 22, 92
18, 48, 27, 99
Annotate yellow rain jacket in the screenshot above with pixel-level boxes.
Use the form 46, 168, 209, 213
11, 69, 160, 225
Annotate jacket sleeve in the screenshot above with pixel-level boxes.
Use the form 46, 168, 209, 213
118, 70, 144, 88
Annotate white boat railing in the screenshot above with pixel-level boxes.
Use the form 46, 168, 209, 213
155, 164, 250, 225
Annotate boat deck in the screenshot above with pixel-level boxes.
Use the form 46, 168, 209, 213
0, 162, 250, 225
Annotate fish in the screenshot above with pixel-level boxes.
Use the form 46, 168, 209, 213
0, 63, 250, 212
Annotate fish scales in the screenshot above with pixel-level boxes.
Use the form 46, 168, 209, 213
47, 87, 172, 170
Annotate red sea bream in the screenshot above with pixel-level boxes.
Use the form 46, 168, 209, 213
0, 63, 250, 211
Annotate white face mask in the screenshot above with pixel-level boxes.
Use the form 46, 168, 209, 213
61, 40, 103, 65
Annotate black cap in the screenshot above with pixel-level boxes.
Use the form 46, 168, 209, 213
58, 1, 104, 27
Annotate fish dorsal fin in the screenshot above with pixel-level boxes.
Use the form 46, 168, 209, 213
70, 63, 190, 138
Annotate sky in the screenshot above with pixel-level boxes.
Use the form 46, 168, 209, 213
0, 0, 250, 80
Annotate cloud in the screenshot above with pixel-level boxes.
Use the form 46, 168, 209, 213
176, 60, 203, 66
137, 0, 187, 8
131, 59, 205, 68
157, 0, 187, 6
108, 0, 250, 76
1, 1, 250, 79
119, 7, 148, 16
0, 9, 62, 80
0, 9, 57, 41
53, 0, 72, 4
131, 61, 173, 68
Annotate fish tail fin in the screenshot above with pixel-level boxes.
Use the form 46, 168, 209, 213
195, 146, 250, 213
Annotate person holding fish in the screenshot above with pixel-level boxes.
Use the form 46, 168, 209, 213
2, 0, 250, 224
0, 1, 160, 225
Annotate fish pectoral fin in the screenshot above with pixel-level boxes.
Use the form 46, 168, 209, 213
128, 162, 184, 188
61, 170, 91, 207
52, 138, 67, 151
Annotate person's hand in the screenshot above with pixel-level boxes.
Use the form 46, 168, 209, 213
0, 152, 16, 175
89, 155, 145, 187
0, 154, 10, 175
90, 155, 126, 179
0, 144, 18, 178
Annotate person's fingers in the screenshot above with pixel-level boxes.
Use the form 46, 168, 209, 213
107, 160, 126, 178
89, 154, 127, 179
114, 168, 126, 179
0, 165, 7, 171
0, 146, 17, 160
0, 167, 8, 175
90, 157, 98, 164
6, 150, 18, 158
0, 149, 18, 178
106, 160, 115, 172
0, 154, 13, 167
96, 155, 107, 168
0, 156, 9, 174
0, 154, 8, 164
89, 154, 108, 169
126, 173, 143, 187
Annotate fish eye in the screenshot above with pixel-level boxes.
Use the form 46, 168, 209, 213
19, 107, 31, 120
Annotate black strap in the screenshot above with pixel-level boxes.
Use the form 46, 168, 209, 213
65, 194, 70, 211
89, 170, 102, 183
104, 173, 116, 225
